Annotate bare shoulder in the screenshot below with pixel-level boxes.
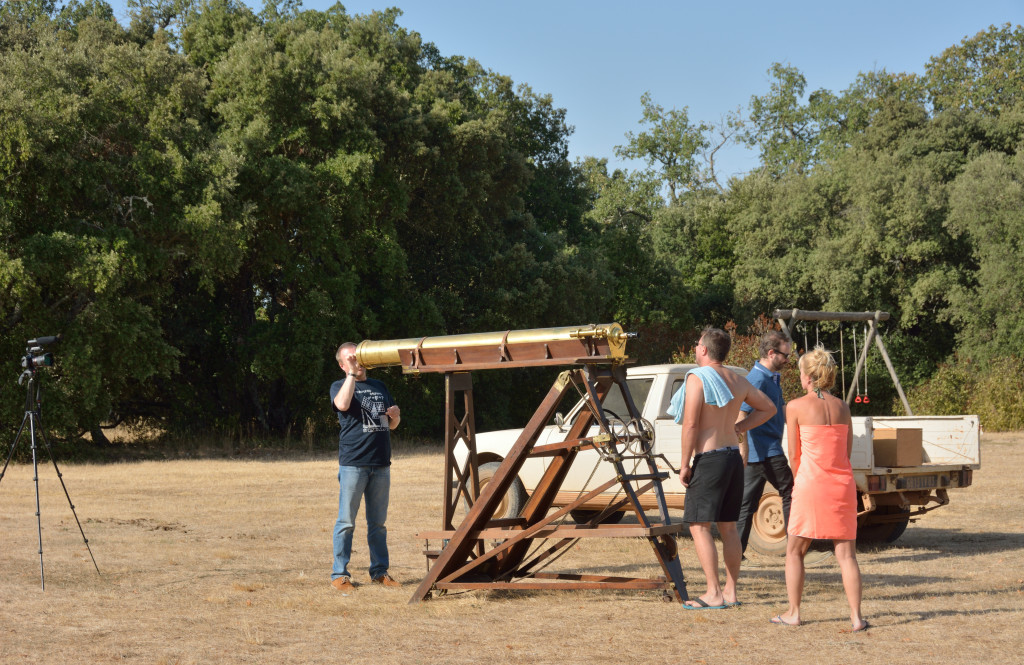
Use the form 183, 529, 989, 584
723, 367, 751, 392
787, 394, 811, 414
684, 371, 704, 397
833, 394, 852, 419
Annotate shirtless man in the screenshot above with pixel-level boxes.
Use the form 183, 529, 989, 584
678, 327, 776, 609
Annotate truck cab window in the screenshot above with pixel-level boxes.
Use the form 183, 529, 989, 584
601, 379, 654, 417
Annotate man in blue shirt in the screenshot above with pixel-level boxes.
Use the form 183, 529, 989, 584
329, 342, 401, 593
737, 330, 794, 556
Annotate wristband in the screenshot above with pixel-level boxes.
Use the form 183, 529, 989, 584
347, 372, 358, 378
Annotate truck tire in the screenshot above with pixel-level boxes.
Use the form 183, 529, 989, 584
857, 506, 910, 544
467, 461, 528, 520
569, 509, 626, 525
748, 490, 788, 556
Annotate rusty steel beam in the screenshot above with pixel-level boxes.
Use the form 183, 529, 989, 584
433, 477, 623, 586
442, 372, 477, 532
408, 371, 572, 603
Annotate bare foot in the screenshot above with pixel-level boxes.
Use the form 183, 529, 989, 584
683, 595, 727, 609
770, 613, 800, 626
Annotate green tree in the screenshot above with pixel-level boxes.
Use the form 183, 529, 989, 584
742, 63, 827, 175
0, 7, 222, 440
616, 92, 716, 204
577, 158, 691, 345
727, 170, 823, 318
185, 6, 607, 435
946, 145, 1024, 362
180, 0, 259, 67
926, 23, 1024, 115
652, 191, 736, 326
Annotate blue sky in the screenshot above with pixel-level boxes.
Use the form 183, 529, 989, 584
105, 0, 1023, 179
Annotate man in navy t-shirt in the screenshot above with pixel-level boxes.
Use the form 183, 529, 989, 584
328, 342, 401, 593
737, 330, 795, 556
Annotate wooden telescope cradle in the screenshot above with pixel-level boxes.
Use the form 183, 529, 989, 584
355, 324, 690, 604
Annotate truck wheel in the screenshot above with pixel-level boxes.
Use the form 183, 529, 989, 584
467, 461, 528, 520
857, 506, 910, 544
569, 509, 625, 525
748, 491, 788, 556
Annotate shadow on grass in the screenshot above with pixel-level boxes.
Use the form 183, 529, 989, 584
864, 527, 1024, 560
856, 577, 1024, 602
13, 433, 443, 465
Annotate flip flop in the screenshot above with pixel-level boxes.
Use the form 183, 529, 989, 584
841, 620, 870, 633
770, 614, 799, 626
683, 598, 728, 610
725, 601, 742, 607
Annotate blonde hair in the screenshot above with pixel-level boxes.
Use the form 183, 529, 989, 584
799, 345, 837, 392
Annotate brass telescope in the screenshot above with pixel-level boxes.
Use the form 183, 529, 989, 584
356, 323, 632, 373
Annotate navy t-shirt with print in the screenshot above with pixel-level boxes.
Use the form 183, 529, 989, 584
329, 378, 395, 467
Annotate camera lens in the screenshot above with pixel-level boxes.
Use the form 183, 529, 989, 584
26, 353, 53, 369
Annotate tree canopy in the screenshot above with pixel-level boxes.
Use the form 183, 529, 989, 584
2, 6, 1022, 444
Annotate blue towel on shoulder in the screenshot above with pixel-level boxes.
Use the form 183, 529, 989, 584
667, 366, 736, 424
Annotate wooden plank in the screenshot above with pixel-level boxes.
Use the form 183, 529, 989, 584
417, 522, 686, 540
529, 438, 600, 456
434, 579, 671, 591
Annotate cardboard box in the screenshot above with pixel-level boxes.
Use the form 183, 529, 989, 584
873, 428, 923, 467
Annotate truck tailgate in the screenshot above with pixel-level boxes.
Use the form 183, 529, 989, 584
870, 415, 981, 468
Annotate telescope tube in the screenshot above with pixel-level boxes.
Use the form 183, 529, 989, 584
356, 323, 631, 373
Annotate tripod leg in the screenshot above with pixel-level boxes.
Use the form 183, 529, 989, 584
33, 415, 101, 579
29, 415, 46, 589
0, 411, 31, 486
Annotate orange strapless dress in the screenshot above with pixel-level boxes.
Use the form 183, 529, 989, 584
788, 424, 857, 540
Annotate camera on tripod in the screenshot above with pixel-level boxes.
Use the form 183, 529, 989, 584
3, 332, 99, 589
22, 336, 58, 372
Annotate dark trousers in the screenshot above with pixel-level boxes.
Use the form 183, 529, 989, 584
737, 454, 794, 554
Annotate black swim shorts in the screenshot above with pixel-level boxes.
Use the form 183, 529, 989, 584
682, 447, 744, 523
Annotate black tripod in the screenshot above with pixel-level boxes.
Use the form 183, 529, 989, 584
0, 339, 100, 589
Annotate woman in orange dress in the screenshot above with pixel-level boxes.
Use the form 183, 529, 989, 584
770, 346, 868, 632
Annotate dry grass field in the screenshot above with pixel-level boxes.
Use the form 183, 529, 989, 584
1, 432, 1022, 664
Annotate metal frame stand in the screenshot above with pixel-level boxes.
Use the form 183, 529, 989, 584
412, 365, 688, 604
0, 369, 100, 590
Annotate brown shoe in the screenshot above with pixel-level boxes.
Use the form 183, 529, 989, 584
331, 577, 355, 594
370, 573, 401, 588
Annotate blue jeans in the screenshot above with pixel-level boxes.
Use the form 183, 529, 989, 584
332, 465, 390, 580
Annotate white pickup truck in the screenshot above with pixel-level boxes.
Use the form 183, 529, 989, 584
468, 363, 981, 555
